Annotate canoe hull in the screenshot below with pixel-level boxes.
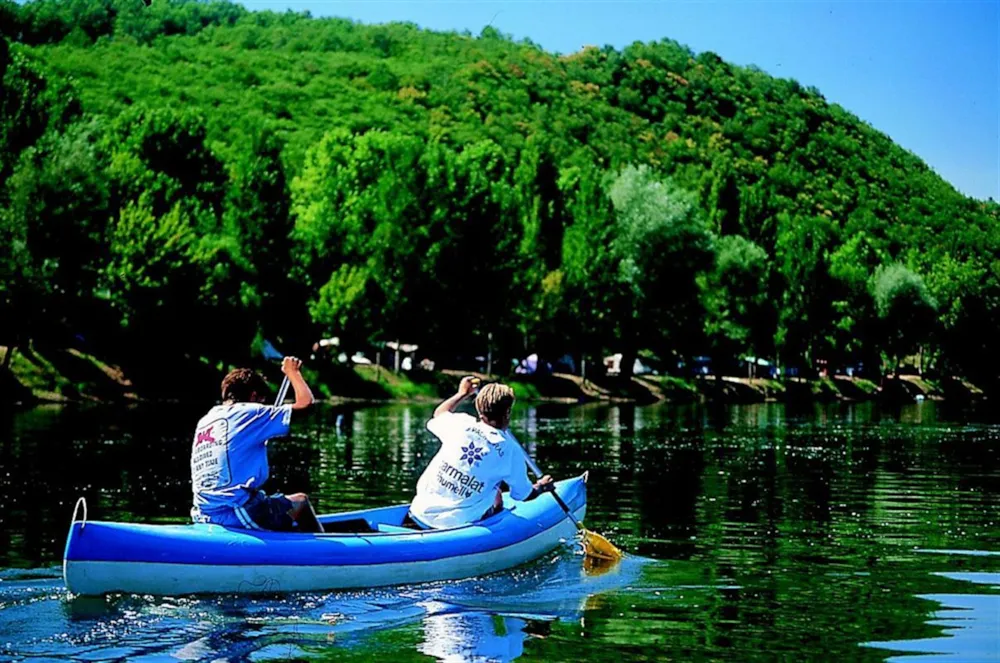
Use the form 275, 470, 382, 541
64, 476, 587, 596
64, 511, 580, 595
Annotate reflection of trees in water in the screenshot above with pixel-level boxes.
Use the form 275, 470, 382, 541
4, 402, 1000, 661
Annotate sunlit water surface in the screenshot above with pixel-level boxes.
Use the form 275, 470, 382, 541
1, 400, 998, 661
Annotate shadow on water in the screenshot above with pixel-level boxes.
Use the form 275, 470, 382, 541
0, 552, 656, 661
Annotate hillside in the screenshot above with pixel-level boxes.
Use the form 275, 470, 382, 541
2, 0, 998, 396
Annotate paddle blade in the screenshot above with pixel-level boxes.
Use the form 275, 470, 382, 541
582, 528, 623, 562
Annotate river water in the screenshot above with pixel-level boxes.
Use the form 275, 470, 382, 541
1, 401, 998, 661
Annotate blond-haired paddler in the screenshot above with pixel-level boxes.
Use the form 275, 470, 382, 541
408, 376, 554, 529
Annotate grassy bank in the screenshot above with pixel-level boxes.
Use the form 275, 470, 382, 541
2, 345, 987, 408
310, 366, 554, 402
2, 345, 138, 405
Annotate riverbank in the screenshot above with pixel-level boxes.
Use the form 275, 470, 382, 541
1, 345, 987, 408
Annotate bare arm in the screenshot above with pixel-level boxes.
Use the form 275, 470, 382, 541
282, 356, 315, 411
511, 439, 553, 501
524, 475, 555, 501
433, 376, 479, 417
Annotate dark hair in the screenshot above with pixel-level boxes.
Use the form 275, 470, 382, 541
221, 368, 268, 403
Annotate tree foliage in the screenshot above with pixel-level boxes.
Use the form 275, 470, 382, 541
703, 234, 769, 364
607, 165, 714, 372
871, 264, 937, 368
1, 0, 998, 385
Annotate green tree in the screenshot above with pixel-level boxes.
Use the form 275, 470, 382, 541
102, 195, 257, 367
223, 125, 301, 349
293, 130, 528, 362
555, 161, 616, 364
703, 234, 770, 369
1, 1, 998, 391
774, 212, 836, 371
291, 129, 431, 351
1, 120, 110, 339
99, 107, 256, 365
103, 106, 228, 217
871, 263, 937, 374
1, 39, 79, 185
421, 139, 526, 362
0, 37, 82, 358
607, 165, 714, 377
826, 231, 883, 373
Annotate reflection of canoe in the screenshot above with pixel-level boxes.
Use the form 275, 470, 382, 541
63, 476, 587, 596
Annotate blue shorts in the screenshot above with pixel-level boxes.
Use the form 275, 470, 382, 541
197, 491, 297, 531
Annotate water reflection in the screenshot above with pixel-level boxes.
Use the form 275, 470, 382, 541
418, 612, 536, 662
863, 571, 1000, 662
1, 400, 999, 662
0, 553, 649, 661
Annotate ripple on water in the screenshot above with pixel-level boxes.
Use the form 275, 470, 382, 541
916, 549, 1000, 557
0, 552, 660, 661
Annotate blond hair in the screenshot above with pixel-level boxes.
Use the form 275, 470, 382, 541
475, 383, 515, 424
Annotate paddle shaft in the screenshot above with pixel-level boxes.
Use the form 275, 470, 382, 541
273, 370, 323, 532
274, 375, 290, 406
520, 445, 585, 530
549, 489, 585, 531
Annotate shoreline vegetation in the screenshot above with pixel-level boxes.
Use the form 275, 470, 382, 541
2, 345, 986, 408
3, 2, 998, 411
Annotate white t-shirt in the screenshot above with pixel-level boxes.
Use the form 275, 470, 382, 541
191, 403, 292, 518
410, 412, 535, 529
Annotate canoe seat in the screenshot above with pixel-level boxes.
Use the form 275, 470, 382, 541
373, 523, 413, 534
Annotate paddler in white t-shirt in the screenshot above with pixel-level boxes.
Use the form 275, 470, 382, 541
408, 377, 554, 529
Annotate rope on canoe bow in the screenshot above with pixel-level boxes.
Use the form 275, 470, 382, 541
72, 497, 88, 530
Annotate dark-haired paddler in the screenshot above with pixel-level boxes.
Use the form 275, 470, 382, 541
189, 357, 323, 532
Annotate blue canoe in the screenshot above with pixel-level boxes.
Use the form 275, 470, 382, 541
63, 475, 588, 596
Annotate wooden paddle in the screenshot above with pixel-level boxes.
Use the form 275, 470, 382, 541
518, 445, 623, 563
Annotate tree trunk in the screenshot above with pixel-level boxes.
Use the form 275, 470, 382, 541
487, 332, 493, 376
619, 349, 636, 381
1, 345, 14, 372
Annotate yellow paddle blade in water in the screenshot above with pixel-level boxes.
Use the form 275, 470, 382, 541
581, 527, 623, 562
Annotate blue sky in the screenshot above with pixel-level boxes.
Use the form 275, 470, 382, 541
239, 1, 998, 201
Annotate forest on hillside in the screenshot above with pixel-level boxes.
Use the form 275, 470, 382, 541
1, 0, 998, 391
